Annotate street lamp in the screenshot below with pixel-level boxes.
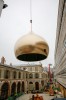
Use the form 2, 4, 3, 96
48, 64, 52, 83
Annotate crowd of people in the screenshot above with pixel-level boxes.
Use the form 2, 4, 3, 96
30, 83, 62, 100
32, 93, 43, 100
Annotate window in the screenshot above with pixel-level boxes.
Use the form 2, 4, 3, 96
13, 71, 16, 79
23, 72, 25, 79
41, 80, 44, 86
42, 74, 44, 78
29, 73, 33, 78
35, 73, 39, 78
19, 72, 21, 78
5, 70, 10, 79
29, 82, 33, 84
35, 67, 38, 71
30, 67, 32, 71
26, 73, 28, 78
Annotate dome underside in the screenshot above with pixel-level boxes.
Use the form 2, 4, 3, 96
17, 53, 47, 61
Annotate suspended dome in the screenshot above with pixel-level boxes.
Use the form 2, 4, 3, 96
14, 31, 49, 61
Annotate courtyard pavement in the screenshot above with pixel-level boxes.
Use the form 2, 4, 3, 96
16, 93, 55, 100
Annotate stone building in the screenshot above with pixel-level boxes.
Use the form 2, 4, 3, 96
16, 63, 48, 91
0, 62, 48, 99
54, 0, 66, 97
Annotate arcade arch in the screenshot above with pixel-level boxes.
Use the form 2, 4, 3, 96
35, 82, 39, 90
17, 81, 21, 93
22, 81, 25, 92
11, 82, 16, 96
1, 82, 10, 99
29, 82, 33, 91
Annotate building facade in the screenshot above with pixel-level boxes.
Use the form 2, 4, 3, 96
54, 0, 66, 97
0, 63, 48, 99
16, 64, 48, 91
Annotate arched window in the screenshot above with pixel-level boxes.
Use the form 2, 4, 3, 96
29, 73, 33, 78
42, 73, 44, 78
41, 80, 44, 86
5, 70, 10, 79
29, 82, 33, 84
26, 73, 28, 78
19, 72, 21, 78
13, 71, 16, 79
35, 73, 39, 78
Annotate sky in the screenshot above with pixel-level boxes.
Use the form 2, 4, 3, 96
0, 0, 59, 67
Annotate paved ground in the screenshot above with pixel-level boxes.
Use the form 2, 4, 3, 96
16, 93, 55, 100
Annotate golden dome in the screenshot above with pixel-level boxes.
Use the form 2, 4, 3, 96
14, 31, 49, 61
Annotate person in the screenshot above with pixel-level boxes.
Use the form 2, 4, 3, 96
27, 90, 28, 94
32, 95, 34, 100
49, 85, 54, 96
34, 93, 43, 100
34, 93, 40, 100
40, 96, 43, 100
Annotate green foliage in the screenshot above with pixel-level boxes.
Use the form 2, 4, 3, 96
8, 92, 23, 100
